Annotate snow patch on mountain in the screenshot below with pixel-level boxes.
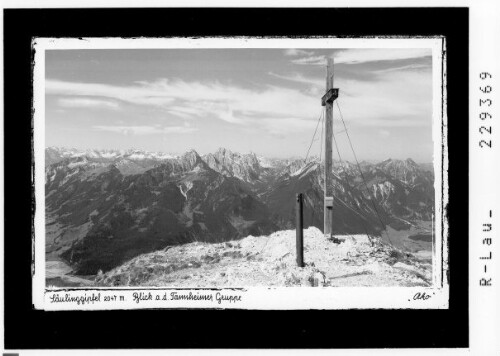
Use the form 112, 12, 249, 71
291, 162, 318, 178
45, 147, 178, 165
257, 156, 274, 168
67, 158, 89, 169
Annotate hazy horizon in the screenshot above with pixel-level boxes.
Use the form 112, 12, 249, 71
46, 47, 434, 162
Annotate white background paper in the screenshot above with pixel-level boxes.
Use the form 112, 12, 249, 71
1, 0, 499, 355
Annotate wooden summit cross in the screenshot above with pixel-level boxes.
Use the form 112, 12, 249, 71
321, 58, 339, 238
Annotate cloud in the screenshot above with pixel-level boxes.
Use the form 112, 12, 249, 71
47, 80, 176, 107
47, 56, 432, 136
258, 117, 320, 135
58, 97, 120, 110
268, 57, 432, 128
373, 63, 429, 74
269, 72, 322, 86
290, 55, 327, 66
334, 48, 431, 64
334, 68, 432, 127
92, 125, 197, 135
167, 106, 205, 119
290, 48, 431, 66
378, 129, 390, 137
284, 49, 315, 57
47, 78, 320, 131
268, 71, 324, 96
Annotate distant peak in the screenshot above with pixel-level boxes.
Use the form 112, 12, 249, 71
183, 149, 201, 158
215, 147, 237, 157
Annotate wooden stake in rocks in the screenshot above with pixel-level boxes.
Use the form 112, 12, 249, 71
296, 193, 304, 267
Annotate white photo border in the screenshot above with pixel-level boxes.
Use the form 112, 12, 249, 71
32, 36, 449, 310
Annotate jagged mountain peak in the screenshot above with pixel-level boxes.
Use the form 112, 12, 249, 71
212, 147, 258, 162
203, 147, 263, 183
215, 147, 233, 156
179, 149, 206, 170
377, 157, 419, 168
182, 148, 201, 158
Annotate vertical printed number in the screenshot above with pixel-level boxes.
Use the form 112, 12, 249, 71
479, 73, 492, 149
480, 113, 492, 120
480, 85, 492, 93
479, 140, 492, 148
480, 99, 492, 107
480, 126, 492, 135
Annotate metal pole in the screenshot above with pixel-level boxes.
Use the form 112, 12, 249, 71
296, 193, 304, 267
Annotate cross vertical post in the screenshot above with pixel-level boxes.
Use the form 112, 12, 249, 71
321, 58, 339, 238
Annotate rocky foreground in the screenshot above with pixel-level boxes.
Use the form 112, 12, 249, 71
91, 227, 432, 288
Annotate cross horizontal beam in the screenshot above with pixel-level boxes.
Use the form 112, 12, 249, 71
321, 88, 339, 106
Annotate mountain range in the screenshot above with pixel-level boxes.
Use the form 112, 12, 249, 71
45, 147, 434, 275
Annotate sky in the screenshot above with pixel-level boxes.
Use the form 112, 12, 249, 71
45, 47, 434, 162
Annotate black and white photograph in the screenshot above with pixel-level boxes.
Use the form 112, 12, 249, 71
32, 37, 448, 310
7, 4, 493, 352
